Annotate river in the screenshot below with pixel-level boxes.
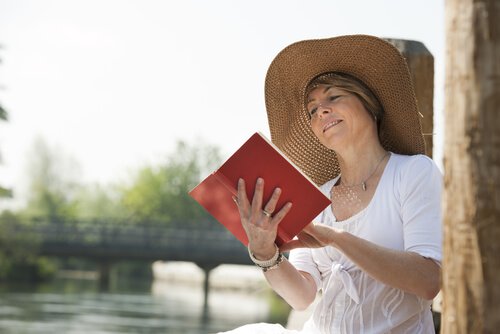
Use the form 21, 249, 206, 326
0, 263, 292, 334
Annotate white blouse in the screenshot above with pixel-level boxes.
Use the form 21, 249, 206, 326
289, 153, 442, 334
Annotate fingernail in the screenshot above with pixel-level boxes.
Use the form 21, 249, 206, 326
257, 178, 263, 184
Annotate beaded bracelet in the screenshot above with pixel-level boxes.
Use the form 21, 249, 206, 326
248, 244, 284, 271
262, 252, 284, 272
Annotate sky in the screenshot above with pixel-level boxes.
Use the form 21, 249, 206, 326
0, 0, 445, 208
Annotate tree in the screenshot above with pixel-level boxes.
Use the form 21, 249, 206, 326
0, 45, 5, 122
73, 184, 127, 221
0, 99, 6, 122
442, 0, 500, 332
23, 137, 82, 221
0, 45, 11, 198
0, 110, 9, 197
0, 210, 57, 281
121, 140, 221, 225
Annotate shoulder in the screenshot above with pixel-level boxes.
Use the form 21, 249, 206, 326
389, 153, 443, 200
390, 153, 441, 179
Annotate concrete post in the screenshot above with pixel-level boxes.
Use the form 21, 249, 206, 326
197, 263, 218, 323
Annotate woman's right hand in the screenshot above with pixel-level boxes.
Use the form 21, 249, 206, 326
234, 177, 292, 260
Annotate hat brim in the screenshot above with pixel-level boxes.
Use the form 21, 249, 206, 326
265, 34, 425, 185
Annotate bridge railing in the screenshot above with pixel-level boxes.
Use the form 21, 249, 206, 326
12, 218, 252, 265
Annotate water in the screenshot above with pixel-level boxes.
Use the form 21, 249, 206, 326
0, 266, 291, 334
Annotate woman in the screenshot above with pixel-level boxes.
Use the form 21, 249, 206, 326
227, 35, 442, 333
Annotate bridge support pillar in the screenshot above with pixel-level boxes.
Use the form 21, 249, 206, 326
99, 261, 112, 291
198, 264, 218, 321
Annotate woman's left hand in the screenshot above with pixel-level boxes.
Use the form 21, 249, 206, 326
280, 222, 339, 252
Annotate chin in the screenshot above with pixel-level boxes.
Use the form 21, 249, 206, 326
318, 138, 337, 151
318, 134, 342, 151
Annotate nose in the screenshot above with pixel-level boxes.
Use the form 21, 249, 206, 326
317, 103, 332, 117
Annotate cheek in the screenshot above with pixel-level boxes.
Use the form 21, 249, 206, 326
310, 122, 331, 147
352, 109, 375, 130
310, 120, 323, 138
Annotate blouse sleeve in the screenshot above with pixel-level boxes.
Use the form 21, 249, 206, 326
288, 247, 322, 291
399, 155, 443, 263
288, 178, 337, 291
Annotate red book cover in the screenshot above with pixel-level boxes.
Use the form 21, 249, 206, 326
189, 132, 331, 247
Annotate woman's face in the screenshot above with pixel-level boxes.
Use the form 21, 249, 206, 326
306, 84, 376, 150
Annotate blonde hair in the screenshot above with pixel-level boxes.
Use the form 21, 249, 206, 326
305, 72, 384, 129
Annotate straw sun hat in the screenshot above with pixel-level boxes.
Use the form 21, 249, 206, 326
265, 34, 425, 186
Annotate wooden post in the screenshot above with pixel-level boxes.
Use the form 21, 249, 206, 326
386, 39, 434, 158
442, 0, 500, 333
387, 39, 441, 330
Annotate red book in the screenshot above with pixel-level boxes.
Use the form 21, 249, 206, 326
189, 132, 331, 247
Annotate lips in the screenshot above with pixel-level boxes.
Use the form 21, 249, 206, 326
323, 120, 342, 132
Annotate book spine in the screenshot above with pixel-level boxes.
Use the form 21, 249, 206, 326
212, 172, 237, 196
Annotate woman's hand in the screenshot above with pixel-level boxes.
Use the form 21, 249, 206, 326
280, 222, 339, 252
235, 177, 292, 260
282, 223, 441, 299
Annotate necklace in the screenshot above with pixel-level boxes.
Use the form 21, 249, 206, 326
339, 152, 390, 191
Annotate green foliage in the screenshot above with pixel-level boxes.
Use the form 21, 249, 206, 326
0, 47, 9, 195
121, 140, 222, 225
121, 166, 170, 222
21, 137, 221, 225
0, 104, 6, 121
0, 211, 39, 262
0, 46, 5, 122
1, 137, 223, 280
266, 291, 292, 326
0, 186, 12, 197
23, 137, 82, 220
0, 211, 57, 281
73, 184, 127, 221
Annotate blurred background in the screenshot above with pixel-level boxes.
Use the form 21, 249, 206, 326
0, 0, 444, 333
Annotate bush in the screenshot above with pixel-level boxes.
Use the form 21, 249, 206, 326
0, 211, 57, 282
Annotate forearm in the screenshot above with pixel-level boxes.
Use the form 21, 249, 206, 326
333, 230, 440, 300
263, 258, 317, 310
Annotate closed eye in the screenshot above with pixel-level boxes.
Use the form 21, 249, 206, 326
308, 107, 318, 117
329, 95, 340, 102
308, 95, 341, 117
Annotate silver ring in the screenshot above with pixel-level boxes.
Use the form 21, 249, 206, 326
262, 209, 272, 218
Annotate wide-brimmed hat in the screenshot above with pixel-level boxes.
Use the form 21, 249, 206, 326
265, 34, 425, 185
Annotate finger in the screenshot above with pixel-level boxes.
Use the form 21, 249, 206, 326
236, 178, 250, 208
251, 178, 265, 218
263, 187, 281, 214
270, 202, 292, 227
